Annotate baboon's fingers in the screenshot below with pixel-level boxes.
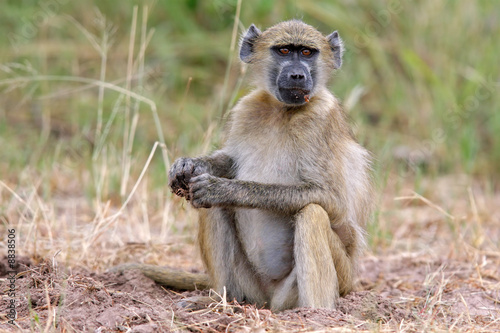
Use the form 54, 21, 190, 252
169, 157, 198, 197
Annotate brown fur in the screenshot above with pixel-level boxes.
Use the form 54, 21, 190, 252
114, 20, 373, 311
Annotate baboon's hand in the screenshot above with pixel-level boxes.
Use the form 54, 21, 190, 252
169, 158, 210, 199
189, 173, 229, 209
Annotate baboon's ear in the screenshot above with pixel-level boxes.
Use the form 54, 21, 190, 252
327, 30, 344, 69
240, 24, 262, 63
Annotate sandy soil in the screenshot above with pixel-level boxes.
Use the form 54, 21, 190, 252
1, 252, 499, 332
1, 175, 499, 332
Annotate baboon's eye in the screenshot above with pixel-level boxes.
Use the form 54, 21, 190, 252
301, 49, 312, 56
279, 48, 290, 55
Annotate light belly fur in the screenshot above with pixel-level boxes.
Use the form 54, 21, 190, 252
232, 142, 298, 282
235, 208, 294, 281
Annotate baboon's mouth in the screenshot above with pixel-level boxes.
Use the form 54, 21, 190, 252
279, 88, 311, 104
286, 88, 310, 95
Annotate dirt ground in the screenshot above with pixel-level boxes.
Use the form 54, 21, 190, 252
1, 176, 499, 332
1, 252, 499, 332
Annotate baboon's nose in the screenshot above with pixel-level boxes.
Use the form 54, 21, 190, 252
290, 72, 305, 81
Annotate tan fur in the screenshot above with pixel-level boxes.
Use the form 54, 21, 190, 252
114, 20, 373, 311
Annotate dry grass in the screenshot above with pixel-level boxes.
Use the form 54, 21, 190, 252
2, 166, 499, 331
0, 2, 499, 332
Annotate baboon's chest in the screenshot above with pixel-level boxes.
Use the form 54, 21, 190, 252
232, 132, 300, 184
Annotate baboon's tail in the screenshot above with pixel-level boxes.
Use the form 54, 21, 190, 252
111, 263, 211, 290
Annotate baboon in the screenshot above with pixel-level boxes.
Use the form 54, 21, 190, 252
117, 20, 373, 311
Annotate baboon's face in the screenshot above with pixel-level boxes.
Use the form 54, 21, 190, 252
239, 21, 343, 106
268, 44, 318, 105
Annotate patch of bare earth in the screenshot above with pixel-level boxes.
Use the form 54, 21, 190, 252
1, 252, 498, 332
1, 175, 499, 332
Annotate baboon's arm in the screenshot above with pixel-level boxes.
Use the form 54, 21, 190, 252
189, 174, 343, 218
201, 151, 236, 178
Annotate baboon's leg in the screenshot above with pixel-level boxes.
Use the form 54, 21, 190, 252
198, 208, 267, 305
329, 224, 355, 297
270, 268, 299, 311
294, 204, 353, 309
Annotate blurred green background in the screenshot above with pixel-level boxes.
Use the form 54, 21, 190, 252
1, 0, 499, 202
